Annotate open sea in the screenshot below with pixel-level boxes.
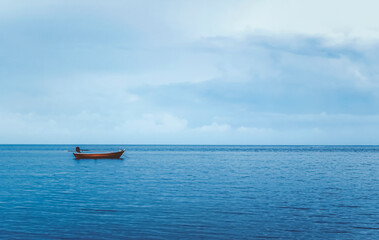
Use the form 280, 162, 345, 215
0, 145, 378, 239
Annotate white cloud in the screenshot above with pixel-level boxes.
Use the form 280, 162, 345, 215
115, 113, 188, 134
237, 126, 274, 134
104, 0, 379, 40
3, 0, 379, 41
2, 1, 379, 144
2, 110, 379, 144
196, 122, 231, 132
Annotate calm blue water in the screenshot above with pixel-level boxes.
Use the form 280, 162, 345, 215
0, 145, 378, 239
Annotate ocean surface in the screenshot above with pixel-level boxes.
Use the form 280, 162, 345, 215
0, 145, 378, 239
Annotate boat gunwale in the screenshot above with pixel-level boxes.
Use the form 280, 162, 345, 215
74, 150, 124, 155
73, 149, 125, 159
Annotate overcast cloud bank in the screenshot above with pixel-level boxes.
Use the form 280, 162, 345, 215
1, 0, 379, 144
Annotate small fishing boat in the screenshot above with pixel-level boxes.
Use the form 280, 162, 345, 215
73, 147, 125, 159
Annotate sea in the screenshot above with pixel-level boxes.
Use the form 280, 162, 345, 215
0, 145, 378, 239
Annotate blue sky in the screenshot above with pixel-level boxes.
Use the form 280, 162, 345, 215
1, 0, 379, 144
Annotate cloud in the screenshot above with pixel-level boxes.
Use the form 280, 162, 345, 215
3, 0, 379, 41
196, 122, 231, 133
117, 113, 188, 134
2, 108, 379, 144
2, 31, 379, 143
1, 1, 379, 144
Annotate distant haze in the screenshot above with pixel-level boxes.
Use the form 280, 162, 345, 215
1, 0, 379, 144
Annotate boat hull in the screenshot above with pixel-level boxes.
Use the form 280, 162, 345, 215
73, 150, 124, 159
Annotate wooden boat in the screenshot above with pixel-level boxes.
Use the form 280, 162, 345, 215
73, 149, 125, 159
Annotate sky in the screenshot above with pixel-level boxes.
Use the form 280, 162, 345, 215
1, 0, 379, 144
